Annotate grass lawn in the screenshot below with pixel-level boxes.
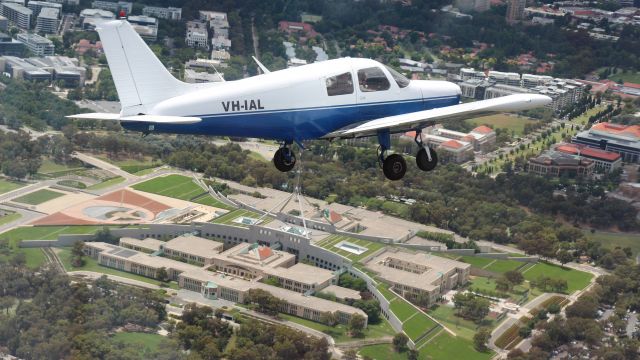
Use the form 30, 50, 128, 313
419, 332, 494, 360
584, 230, 640, 257
389, 298, 418, 322
315, 234, 386, 263
211, 208, 264, 227
521, 262, 592, 293
58, 248, 179, 289
608, 70, 640, 84
428, 305, 492, 341
0, 211, 21, 226
38, 158, 86, 175
359, 344, 408, 360
403, 312, 439, 341
278, 314, 395, 343
133, 175, 234, 210
457, 256, 494, 268
111, 332, 163, 356
0, 179, 24, 194
484, 259, 524, 274
96, 154, 161, 174
0, 226, 108, 269
465, 114, 536, 136
12, 189, 65, 205
87, 176, 125, 190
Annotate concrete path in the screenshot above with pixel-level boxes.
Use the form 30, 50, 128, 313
72, 152, 136, 181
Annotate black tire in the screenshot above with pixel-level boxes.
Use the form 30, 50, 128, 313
273, 148, 296, 172
382, 154, 407, 181
416, 147, 438, 172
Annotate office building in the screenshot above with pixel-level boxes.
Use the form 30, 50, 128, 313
572, 122, 640, 163
127, 15, 157, 41
142, 6, 181, 20
185, 20, 208, 49
184, 69, 223, 83
553, 143, 622, 173
20, 55, 85, 85
26, 1, 61, 17
79, 8, 114, 30
488, 70, 521, 87
506, 0, 526, 22
0, 31, 23, 56
17, 32, 53, 55
162, 234, 223, 266
0, 15, 7, 31
527, 150, 595, 178
1, 2, 32, 29
0, 55, 51, 81
35, 7, 59, 34
91, 1, 131, 16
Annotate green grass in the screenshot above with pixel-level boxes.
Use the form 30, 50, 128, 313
12, 189, 65, 205
377, 283, 397, 302
111, 332, 164, 356
133, 167, 158, 176
521, 262, 592, 293
278, 314, 395, 343
465, 114, 536, 136
211, 208, 264, 227
389, 298, 418, 322
428, 305, 491, 341
87, 176, 125, 190
133, 175, 234, 210
585, 230, 640, 257
0, 179, 24, 194
457, 256, 494, 268
359, 344, 408, 360
0, 212, 21, 226
419, 332, 494, 360
96, 154, 161, 174
403, 312, 439, 341
57, 180, 87, 189
608, 70, 640, 84
58, 248, 179, 289
314, 234, 385, 263
484, 259, 524, 274
38, 158, 86, 175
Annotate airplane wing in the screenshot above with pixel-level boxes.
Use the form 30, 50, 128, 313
66, 113, 202, 124
322, 94, 552, 139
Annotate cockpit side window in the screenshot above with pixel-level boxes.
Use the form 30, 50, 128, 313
385, 65, 410, 88
326, 72, 354, 96
357, 67, 391, 92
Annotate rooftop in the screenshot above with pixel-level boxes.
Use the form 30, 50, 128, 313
590, 122, 640, 141
119, 237, 164, 251
162, 235, 223, 258
530, 150, 594, 167
321, 284, 362, 300
263, 262, 335, 286
214, 242, 295, 269
554, 143, 621, 162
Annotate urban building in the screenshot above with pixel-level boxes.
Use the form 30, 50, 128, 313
22, 55, 85, 85
488, 71, 521, 86
119, 237, 164, 254
142, 6, 181, 20
527, 150, 595, 178
185, 20, 208, 49
0, 15, 7, 31
127, 15, 157, 41
506, 0, 526, 22
553, 143, 622, 173
16, 32, 53, 56
1, 2, 32, 29
74, 38, 102, 56
79, 8, 115, 30
91, 1, 131, 16
572, 122, 640, 163
364, 249, 470, 307
45, 0, 78, 4
198, 10, 226, 22
0, 32, 24, 56
521, 73, 553, 88
211, 36, 230, 50
35, 7, 59, 34
0, 55, 51, 81
179, 268, 367, 326
26, 1, 61, 18
423, 124, 496, 153
161, 234, 224, 266
185, 58, 225, 71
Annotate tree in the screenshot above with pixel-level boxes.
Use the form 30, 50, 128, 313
504, 270, 524, 286
157, 267, 169, 282
474, 327, 491, 352
348, 314, 366, 337
0, 296, 15, 314
320, 311, 337, 327
557, 250, 573, 267
342, 349, 357, 360
71, 241, 85, 267
392, 333, 409, 352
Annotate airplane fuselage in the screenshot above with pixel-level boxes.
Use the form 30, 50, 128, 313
121, 58, 462, 142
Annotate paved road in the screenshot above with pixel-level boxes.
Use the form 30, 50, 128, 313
0, 204, 43, 233
72, 152, 136, 181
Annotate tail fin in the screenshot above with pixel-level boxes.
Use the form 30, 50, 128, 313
96, 20, 193, 114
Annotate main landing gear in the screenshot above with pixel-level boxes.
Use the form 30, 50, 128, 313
377, 130, 438, 181
273, 142, 296, 172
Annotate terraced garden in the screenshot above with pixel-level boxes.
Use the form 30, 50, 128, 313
314, 234, 385, 262
132, 174, 234, 210
13, 189, 65, 205
211, 208, 265, 227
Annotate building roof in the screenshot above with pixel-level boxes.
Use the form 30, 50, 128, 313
119, 237, 164, 251
364, 249, 469, 292
440, 139, 465, 149
94, 242, 200, 273
530, 150, 594, 167
215, 242, 295, 269
321, 284, 362, 300
590, 122, 640, 141
162, 235, 223, 258
555, 143, 621, 162
472, 125, 494, 134
263, 262, 335, 287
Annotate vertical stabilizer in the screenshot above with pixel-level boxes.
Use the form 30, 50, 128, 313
96, 20, 193, 114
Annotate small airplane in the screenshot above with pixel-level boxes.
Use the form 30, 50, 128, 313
70, 20, 551, 180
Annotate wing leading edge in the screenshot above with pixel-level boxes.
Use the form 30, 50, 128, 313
322, 94, 552, 139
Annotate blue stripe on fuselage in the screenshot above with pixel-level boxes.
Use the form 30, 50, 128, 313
121, 95, 460, 141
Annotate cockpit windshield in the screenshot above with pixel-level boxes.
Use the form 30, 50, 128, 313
385, 65, 410, 88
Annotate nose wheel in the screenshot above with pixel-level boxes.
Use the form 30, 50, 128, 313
273, 146, 296, 172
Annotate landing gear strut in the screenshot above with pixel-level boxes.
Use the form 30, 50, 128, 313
414, 130, 438, 172
377, 130, 407, 181
273, 143, 296, 172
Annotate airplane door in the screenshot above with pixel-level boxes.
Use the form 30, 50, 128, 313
355, 66, 402, 119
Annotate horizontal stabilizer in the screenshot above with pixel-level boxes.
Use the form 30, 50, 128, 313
67, 113, 201, 124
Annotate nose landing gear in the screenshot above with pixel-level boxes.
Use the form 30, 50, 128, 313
273, 143, 296, 172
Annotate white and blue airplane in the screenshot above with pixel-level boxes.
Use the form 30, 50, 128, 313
70, 20, 551, 180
